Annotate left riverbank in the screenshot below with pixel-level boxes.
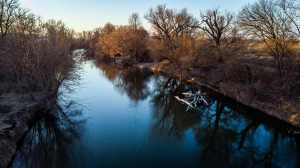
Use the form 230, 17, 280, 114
0, 92, 49, 168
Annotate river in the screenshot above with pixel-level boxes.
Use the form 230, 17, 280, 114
10, 60, 300, 168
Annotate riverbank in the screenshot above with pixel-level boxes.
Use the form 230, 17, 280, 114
0, 92, 48, 168
112, 57, 300, 129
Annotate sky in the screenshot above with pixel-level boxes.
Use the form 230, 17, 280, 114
19, 0, 257, 32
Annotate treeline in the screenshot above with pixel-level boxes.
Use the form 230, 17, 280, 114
77, 0, 300, 98
0, 0, 78, 97
1, 0, 300, 99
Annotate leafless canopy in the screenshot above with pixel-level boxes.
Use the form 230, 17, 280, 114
278, 0, 300, 37
199, 8, 233, 47
0, 0, 27, 37
144, 5, 199, 41
128, 13, 141, 29
237, 0, 295, 76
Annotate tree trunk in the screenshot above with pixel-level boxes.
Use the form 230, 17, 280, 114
244, 65, 252, 85
216, 44, 223, 63
276, 57, 283, 77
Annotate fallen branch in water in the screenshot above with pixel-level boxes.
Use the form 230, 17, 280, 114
175, 96, 194, 108
175, 90, 210, 110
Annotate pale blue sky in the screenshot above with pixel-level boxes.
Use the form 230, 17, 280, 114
19, 0, 257, 32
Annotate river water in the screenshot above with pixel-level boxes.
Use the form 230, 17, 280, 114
11, 60, 300, 168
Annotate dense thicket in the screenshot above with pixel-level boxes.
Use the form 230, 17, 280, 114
0, 0, 77, 97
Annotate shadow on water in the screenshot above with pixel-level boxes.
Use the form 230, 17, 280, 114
11, 100, 86, 168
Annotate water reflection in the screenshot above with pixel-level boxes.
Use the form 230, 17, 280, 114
150, 73, 299, 167
151, 77, 203, 140
93, 60, 152, 102
11, 60, 300, 168
11, 101, 86, 168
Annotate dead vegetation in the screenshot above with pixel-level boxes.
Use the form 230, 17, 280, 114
82, 1, 300, 125
0, 0, 80, 99
75, 1, 300, 108
1, 0, 299, 124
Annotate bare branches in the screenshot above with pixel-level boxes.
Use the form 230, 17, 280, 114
278, 0, 300, 37
144, 5, 200, 73
237, 0, 295, 76
0, 0, 27, 37
198, 8, 234, 63
144, 5, 199, 41
199, 8, 233, 47
128, 13, 141, 29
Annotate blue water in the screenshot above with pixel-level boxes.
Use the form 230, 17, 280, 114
11, 60, 300, 168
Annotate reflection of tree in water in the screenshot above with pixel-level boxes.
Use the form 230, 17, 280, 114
93, 60, 123, 81
151, 76, 299, 167
192, 100, 299, 167
12, 101, 86, 168
94, 60, 152, 102
151, 77, 206, 140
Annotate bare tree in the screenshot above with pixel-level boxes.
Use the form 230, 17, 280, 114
145, 5, 201, 80
144, 5, 198, 41
199, 8, 234, 63
237, 0, 294, 76
278, 0, 300, 38
0, 0, 27, 37
128, 13, 141, 29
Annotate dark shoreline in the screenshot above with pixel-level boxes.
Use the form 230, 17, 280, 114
0, 95, 50, 168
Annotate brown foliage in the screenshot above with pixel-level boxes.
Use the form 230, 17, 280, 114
96, 25, 149, 62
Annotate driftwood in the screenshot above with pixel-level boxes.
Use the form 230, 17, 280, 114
175, 90, 210, 110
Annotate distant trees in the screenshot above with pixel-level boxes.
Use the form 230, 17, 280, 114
1, 0, 299, 101
95, 24, 148, 62
237, 0, 296, 76
71, 1, 300, 84
199, 8, 234, 63
128, 13, 141, 29
101, 22, 116, 34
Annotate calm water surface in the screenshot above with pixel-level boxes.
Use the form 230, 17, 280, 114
11, 60, 300, 168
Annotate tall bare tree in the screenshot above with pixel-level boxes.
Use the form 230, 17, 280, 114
199, 8, 234, 63
238, 0, 294, 76
0, 0, 27, 37
145, 5, 199, 80
144, 5, 198, 41
128, 13, 141, 29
